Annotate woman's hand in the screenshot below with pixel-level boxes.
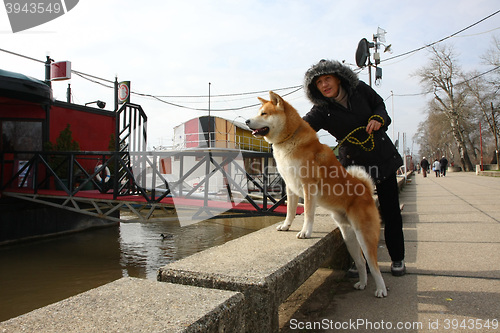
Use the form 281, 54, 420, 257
366, 119, 382, 134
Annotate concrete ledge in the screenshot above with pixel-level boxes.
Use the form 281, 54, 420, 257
448, 166, 462, 172
394, 171, 412, 196
158, 214, 339, 332
0, 277, 245, 333
476, 164, 499, 172
477, 171, 500, 177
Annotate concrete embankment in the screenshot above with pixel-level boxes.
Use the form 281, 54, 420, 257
0, 277, 245, 332
1, 212, 347, 332
1, 174, 414, 332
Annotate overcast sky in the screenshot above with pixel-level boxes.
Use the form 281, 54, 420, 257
2, 0, 499, 153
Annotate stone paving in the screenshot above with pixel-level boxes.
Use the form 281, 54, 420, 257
282, 172, 500, 333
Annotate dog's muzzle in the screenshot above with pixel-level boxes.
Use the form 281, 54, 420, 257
245, 119, 269, 137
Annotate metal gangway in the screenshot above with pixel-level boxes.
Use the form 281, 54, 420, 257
1, 103, 293, 223
0, 149, 287, 223
0, 103, 292, 221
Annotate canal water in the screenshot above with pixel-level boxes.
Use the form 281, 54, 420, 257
0, 214, 283, 322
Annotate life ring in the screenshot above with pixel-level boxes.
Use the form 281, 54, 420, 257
95, 164, 111, 182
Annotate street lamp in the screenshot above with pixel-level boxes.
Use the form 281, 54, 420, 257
85, 100, 106, 109
355, 27, 392, 86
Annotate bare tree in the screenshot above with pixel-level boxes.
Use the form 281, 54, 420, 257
415, 45, 475, 171
465, 73, 500, 168
482, 35, 500, 69
416, 100, 456, 162
479, 36, 500, 168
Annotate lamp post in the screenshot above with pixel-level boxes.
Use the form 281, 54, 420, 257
391, 90, 395, 142
480, 122, 484, 171
208, 82, 211, 148
355, 27, 392, 87
44, 56, 53, 87
85, 100, 106, 109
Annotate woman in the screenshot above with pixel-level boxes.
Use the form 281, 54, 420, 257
302, 59, 406, 276
433, 159, 441, 177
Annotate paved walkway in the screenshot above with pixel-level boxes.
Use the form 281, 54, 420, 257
282, 172, 500, 332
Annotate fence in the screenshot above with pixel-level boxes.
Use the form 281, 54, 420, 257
0, 149, 287, 219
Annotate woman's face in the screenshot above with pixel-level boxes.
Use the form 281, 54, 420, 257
315, 74, 341, 98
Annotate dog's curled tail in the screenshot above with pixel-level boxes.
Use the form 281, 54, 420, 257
346, 165, 375, 194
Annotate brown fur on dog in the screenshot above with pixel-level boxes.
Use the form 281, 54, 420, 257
246, 91, 387, 297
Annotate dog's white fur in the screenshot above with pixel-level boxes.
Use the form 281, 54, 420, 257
246, 91, 387, 297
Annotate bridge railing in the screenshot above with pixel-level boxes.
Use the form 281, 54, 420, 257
0, 150, 287, 215
0, 151, 135, 196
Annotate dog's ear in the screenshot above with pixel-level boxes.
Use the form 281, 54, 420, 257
269, 91, 284, 111
258, 97, 268, 105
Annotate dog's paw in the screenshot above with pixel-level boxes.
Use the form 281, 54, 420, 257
353, 282, 366, 290
276, 223, 290, 231
296, 230, 311, 239
374, 288, 387, 298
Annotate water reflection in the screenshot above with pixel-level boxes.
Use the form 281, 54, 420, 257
0, 214, 283, 322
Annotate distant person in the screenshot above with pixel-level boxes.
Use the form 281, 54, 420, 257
433, 159, 441, 177
440, 156, 448, 177
420, 157, 430, 178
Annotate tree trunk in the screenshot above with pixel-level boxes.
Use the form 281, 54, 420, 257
449, 113, 474, 171
491, 103, 500, 170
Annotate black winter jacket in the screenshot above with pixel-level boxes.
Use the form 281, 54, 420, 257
303, 60, 403, 183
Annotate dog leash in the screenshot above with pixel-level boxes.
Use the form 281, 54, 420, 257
333, 115, 385, 152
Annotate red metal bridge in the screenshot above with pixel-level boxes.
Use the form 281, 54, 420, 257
1, 103, 302, 223
1, 149, 301, 223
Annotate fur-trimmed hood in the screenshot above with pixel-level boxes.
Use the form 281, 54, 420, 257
304, 59, 359, 106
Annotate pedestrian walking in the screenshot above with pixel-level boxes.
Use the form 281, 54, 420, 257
433, 159, 441, 177
440, 156, 448, 177
420, 157, 430, 178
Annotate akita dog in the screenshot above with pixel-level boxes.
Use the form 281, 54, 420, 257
246, 91, 387, 297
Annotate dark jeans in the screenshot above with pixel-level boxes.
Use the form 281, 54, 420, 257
376, 173, 405, 262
